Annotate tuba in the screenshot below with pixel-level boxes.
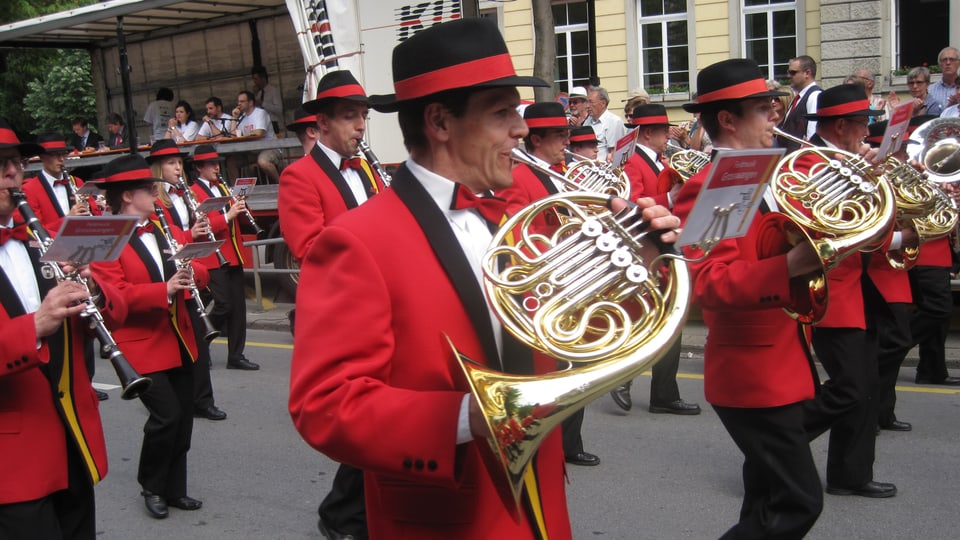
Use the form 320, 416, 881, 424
910, 117, 960, 183
456, 185, 689, 514
770, 128, 896, 323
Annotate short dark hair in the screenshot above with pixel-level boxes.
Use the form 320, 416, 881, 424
174, 100, 195, 122
72, 117, 88, 128
251, 66, 268, 79
104, 182, 151, 214
105, 113, 124, 126
522, 129, 548, 151
238, 90, 256, 104
698, 101, 744, 141
792, 55, 817, 79
205, 96, 223, 109
397, 88, 476, 152
157, 87, 174, 101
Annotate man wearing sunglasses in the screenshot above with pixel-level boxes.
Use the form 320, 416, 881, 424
778, 55, 822, 151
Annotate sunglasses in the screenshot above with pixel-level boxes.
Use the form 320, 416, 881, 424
786, 70, 801, 76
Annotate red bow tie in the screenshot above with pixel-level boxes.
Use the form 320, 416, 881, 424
136, 222, 155, 236
340, 157, 364, 172
169, 187, 185, 196
450, 185, 508, 226
0, 224, 29, 245
53, 179, 69, 187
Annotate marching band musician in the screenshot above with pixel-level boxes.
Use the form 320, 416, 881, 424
495, 102, 602, 468
0, 119, 126, 539
612, 104, 701, 417
89, 154, 209, 520
277, 69, 384, 540
671, 59, 826, 538
146, 140, 227, 422
189, 145, 259, 371
288, 19, 679, 538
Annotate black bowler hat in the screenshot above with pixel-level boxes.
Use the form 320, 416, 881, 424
523, 102, 571, 130
286, 106, 318, 132
372, 18, 548, 112
626, 104, 675, 128
0, 119, 43, 157
192, 144, 220, 163
37, 132, 73, 154
805, 84, 884, 120
865, 114, 937, 146
569, 126, 597, 144
303, 70, 368, 114
94, 154, 160, 188
145, 138, 188, 164
683, 59, 787, 113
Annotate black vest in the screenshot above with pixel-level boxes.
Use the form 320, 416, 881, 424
778, 84, 821, 152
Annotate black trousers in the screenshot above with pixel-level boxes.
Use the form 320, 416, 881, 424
876, 302, 912, 426
188, 304, 217, 410
208, 265, 247, 363
0, 439, 96, 540
561, 408, 586, 457
319, 464, 367, 538
138, 362, 194, 499
908, 265, 953, 381
650, 336, 683, 404
714, 404, 823, 540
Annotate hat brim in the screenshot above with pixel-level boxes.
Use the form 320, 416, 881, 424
286, 120, 318, 131
41, 146, 75, 154
93, 178, 163, 189
625, 121, 677, 128
302, 94, 369, 114
682, 90, 789, 113
371, 74, 549, 113
0, 142, 45, 157
145, 151, 189, 164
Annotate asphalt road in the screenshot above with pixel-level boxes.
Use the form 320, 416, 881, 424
90, 326, 960, 539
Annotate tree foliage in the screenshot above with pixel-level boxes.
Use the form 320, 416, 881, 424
23, 50, 97, 136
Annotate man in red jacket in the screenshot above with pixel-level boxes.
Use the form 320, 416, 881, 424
672, 59, 826, 538
0, 119, 125, 538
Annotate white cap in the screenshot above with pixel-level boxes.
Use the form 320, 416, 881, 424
569, 86, 588, 100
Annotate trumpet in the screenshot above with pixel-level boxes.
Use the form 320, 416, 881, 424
512, 147, 630, 198
153, 204, 220, 342
217, 173, 265, 238
358, 139, 391, 187
9, 189, 151, 400
178, 175, 229, 267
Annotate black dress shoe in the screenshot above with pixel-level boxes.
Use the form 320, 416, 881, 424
194, 405, 227, 421
226, 357, 260, 370
168, 495, 203, 510
95, 389, 109, 401
826, 480, 897, 498
318, 517, 356, 540
649, 399, 701, 415
565, 452, 600, 466
610, 382, 632, 411
915, 376, 960, 385
141, 490, 168, 519
879, 420, 912, 432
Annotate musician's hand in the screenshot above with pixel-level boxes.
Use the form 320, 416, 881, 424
68, 201, 91, 216
786, 242, 821, 278
225, 199, 245, 221
34, 281, 88, 338
166, 267, 193, 297
633, 197, 681, 243
190, 217, 210, 240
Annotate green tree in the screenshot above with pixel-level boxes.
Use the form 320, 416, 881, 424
23, 50, 97, 136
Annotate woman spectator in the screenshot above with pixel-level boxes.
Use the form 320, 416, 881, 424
888, 67, 943, 117
165, 101, 200, 143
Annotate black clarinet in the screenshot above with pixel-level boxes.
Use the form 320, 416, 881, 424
358, 139, 391, 187
9, 189, 151, 400
218, 172, 265, 238
153, 204, 220, 342
177, 175, 229, 267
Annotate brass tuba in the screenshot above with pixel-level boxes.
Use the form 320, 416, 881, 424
456, 190, 689, 515
770, 128, 896, 323
910, 117, 960, 183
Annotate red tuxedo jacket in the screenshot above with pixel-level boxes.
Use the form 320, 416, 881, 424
915, 235, 952, 267
91, 220, 208, 374
867, 242, 912, 304
278, 143, 384, 261
289, 165, 571, 539
677, 166, 816, 408
21, 173, 101, 233
1, 240, 125, 504
191, 179, 244, 269
622, 147, 670, 207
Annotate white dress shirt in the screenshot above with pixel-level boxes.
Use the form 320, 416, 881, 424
0, 217, 42, 313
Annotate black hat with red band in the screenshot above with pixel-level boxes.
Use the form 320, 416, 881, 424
683, 59, 787, 113
626, 104, 675, 128
286, 106, 318, 132
192, 144, 220, 164
303, 70, 368, 114
805, 83, 884, 120
37, 132, 74, 154
372, 18, 548, 113
523, 102, 572, 130
865, 114, 937, 147
0, 119, 43, 157
94, 154, 161, 188
145, 138, 188, 164
569, 126, 598, 144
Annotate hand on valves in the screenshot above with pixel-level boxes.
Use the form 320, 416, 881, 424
33, 280, 89, 338
191, 213, 211, 240
166, 267, 195, 299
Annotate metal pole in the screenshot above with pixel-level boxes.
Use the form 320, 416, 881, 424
115, 16, 138, 153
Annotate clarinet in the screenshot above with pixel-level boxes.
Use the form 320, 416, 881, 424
218, 172, 265, 238
358, 139, 391, 187
61, 169, 91, 215
9, 189, 151, 400
177, 175, 229, 267
153, 204, 220, 342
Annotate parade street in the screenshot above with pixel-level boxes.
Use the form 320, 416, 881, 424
91, 324, 960, 539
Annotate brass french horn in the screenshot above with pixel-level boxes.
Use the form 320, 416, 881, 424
513, 148, 630, 198
882, 156, 941, 269
455, 186, 689, 515
666, 141, 710, 182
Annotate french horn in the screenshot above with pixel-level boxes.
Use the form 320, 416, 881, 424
455, 190, 689, 516
513, 148, 630, 199
666, 141, 710, 182
882, 156, 941, 269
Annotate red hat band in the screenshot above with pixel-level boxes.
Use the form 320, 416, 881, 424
570, 133, 597, 143
316, 84, 367, 101
40, 141, 68, 151
630, 115, 670, 126
697, 78, 769, 104
394, 53, 516, 102
526, 117, 568, 129
151, 147, 182, 157
193, 152, 219, 162
106, 168, 153, 183
817, 98, 872, 117
0, 128, 20, 145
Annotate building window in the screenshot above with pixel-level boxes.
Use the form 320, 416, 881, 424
638, 0, 689, 94
742, 0, 796, 80
553, 1, 595, 93
895, 0, 949, 71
